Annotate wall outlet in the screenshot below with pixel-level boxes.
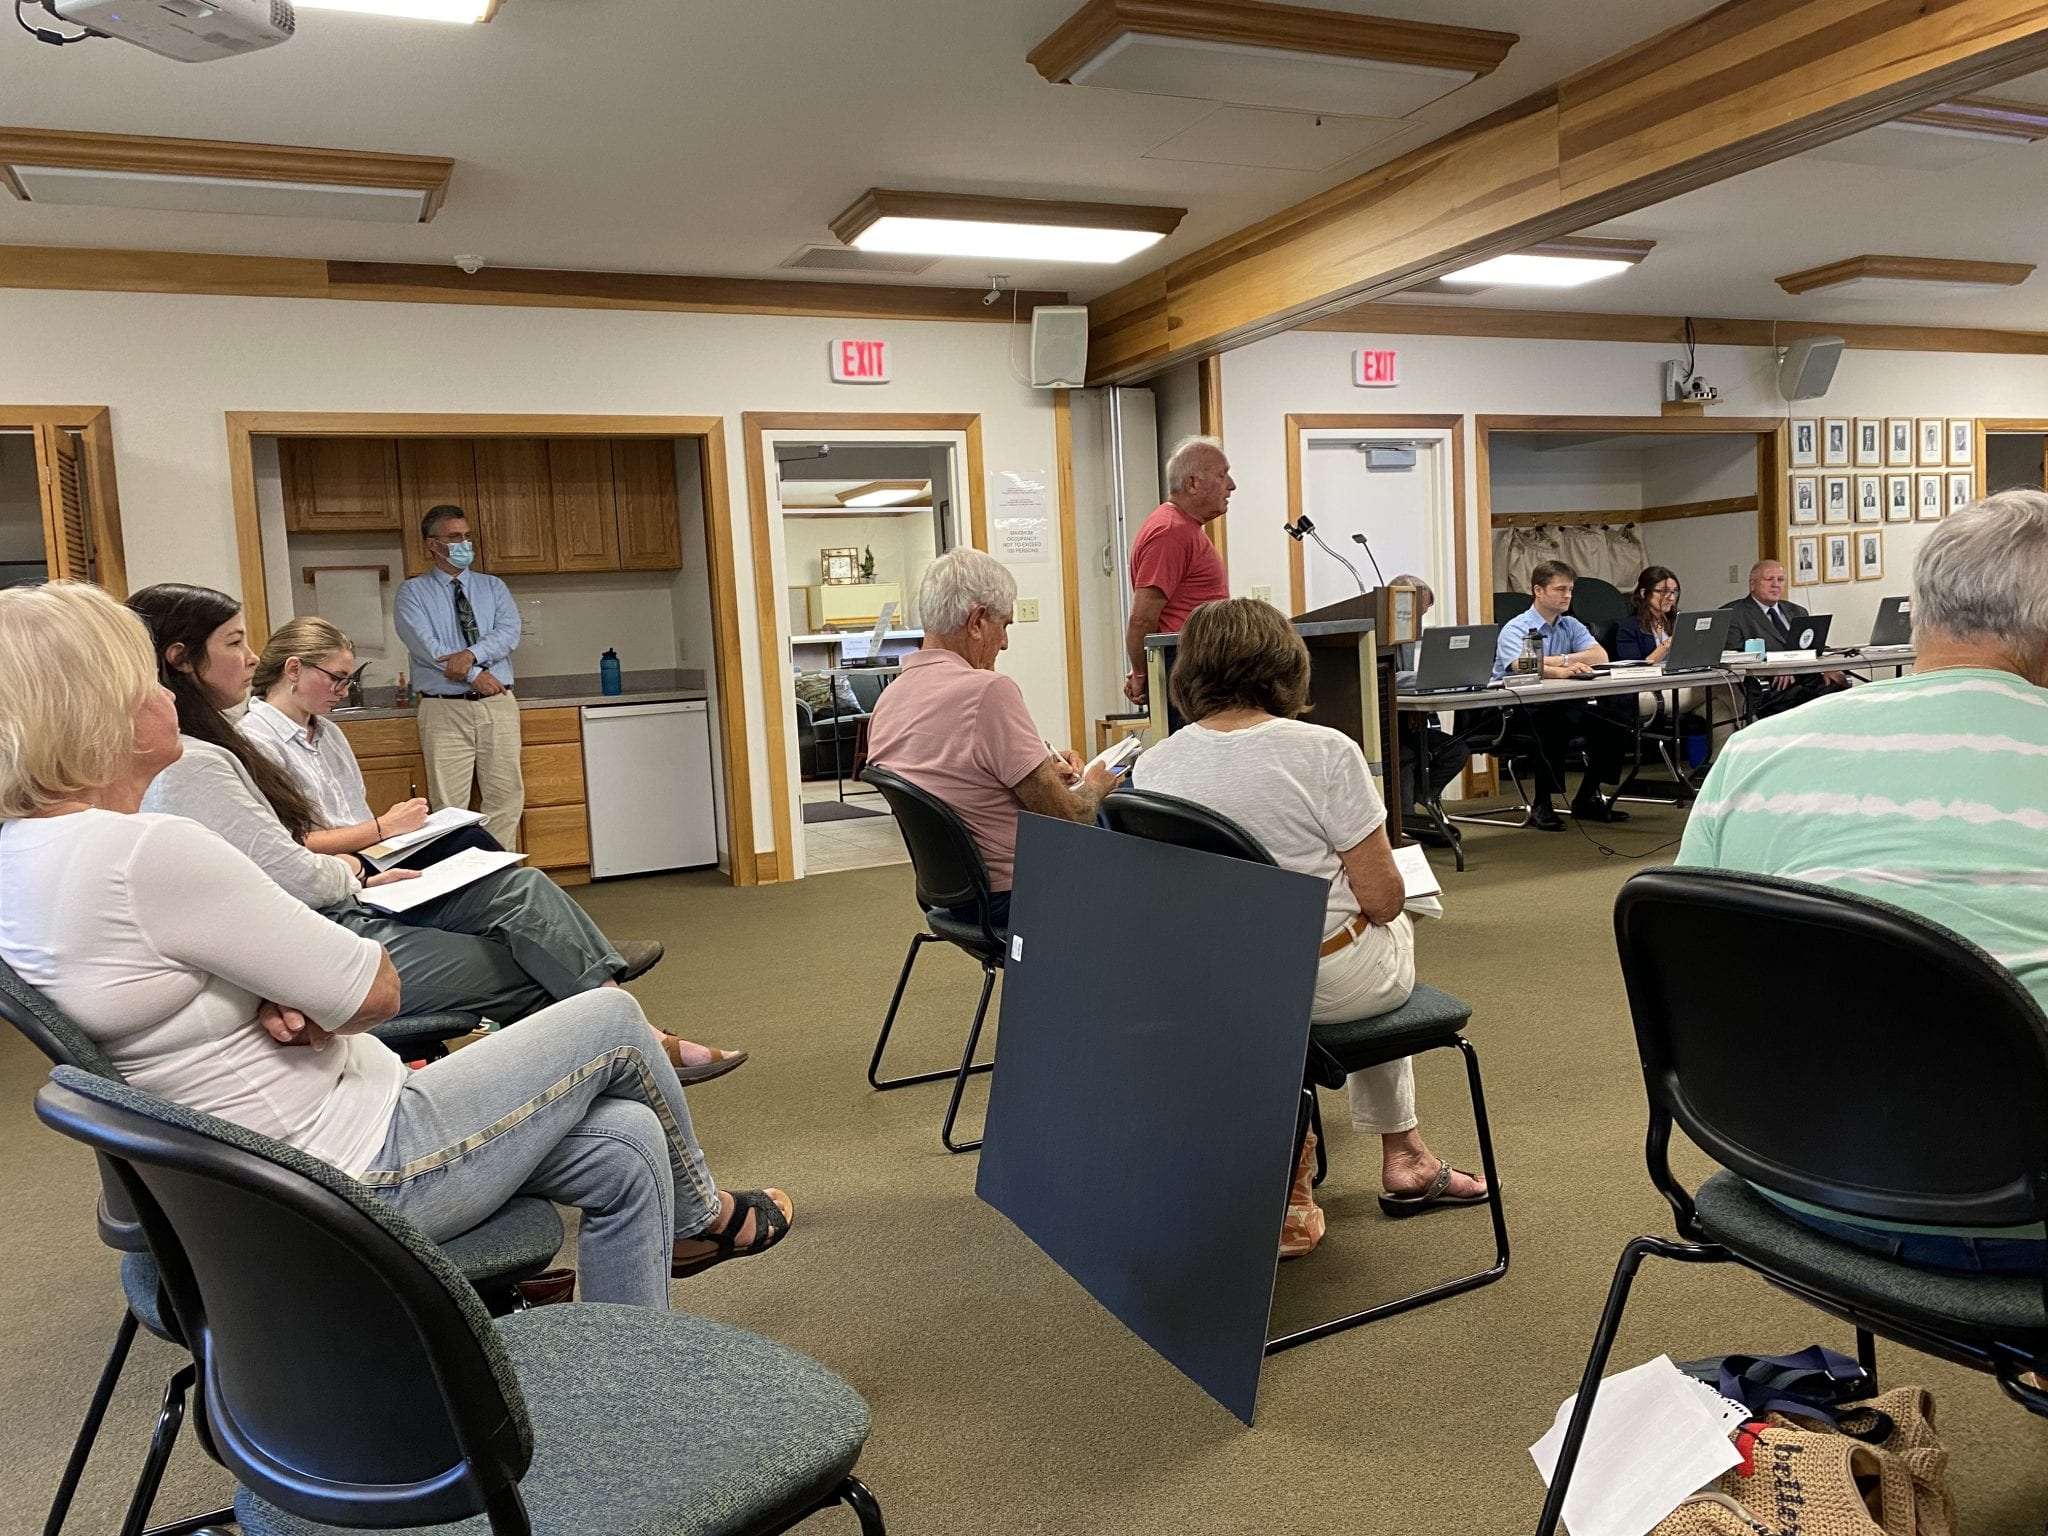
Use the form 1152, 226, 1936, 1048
1015, 597, 1040, 622
1250, 584, 1273, 603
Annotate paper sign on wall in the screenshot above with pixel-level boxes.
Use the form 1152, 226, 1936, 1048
991, 469, 1051, 563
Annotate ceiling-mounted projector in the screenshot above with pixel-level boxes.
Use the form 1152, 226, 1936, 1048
41, 0, 294, 60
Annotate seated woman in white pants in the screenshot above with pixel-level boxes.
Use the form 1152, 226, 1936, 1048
0, 582, 790, 1307
1130, 596, 1487, 1256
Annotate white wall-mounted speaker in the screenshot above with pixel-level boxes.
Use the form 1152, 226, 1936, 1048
1778, 336, 1844, 401
1030, 305, 1089, 389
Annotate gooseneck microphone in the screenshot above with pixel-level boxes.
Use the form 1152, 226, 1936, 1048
1280, 514, 1366, 596
1349, 531, 1388, 589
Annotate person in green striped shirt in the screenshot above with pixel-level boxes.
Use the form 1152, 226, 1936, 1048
1677, 490, 2048, 1275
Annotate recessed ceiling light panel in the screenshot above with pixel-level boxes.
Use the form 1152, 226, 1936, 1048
832, 189, 1184, 265
294, 0, 496, 19
1439, 235, 1653, 289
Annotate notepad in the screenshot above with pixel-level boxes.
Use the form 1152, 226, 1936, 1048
1084, 734, 1144, 779
1393, 841, 1443, 920
360, 848, 525, 914
360, 807, 486, 870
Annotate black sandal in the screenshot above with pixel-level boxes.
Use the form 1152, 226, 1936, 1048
672, 1189, 793, 1278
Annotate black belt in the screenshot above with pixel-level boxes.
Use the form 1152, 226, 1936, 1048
421, 688, 512, 702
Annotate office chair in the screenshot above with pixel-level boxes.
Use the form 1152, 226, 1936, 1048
1537, 868, 2048, 1535
0, 960, 564, 1536
34, 1068, 884, 1536
1099, 788, 1509, 1352
1567, 575, 1629, 633
860, 764, 1005, 1153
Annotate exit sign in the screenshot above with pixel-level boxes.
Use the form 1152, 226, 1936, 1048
830, 338, 890, 384
1354, 348, 1399, 387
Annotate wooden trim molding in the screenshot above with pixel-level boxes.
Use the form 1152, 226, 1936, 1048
741, 412, 989, 880
1282, 413, 1463, 618
831, 187, 1184, 243
1028, 0, 1518, 83
1085, 0, 2048, 380
1775, 254, 2036, 296
221, 410, 758, 886
1054, 390, 1087, 755
1490, 495, 1757, 529
0, 244, 1065, 323
1198, 356, 1226, 563
1898, 95, 2048, 141
0, 127, 454, 221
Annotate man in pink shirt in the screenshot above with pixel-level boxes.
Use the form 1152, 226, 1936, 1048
1125, 435, 1234, 704
867, 548, 1119, 927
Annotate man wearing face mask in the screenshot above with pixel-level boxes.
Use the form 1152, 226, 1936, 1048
395, 505, 526, 846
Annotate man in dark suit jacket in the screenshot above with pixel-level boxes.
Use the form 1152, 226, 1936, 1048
1720, 559, 1845, 718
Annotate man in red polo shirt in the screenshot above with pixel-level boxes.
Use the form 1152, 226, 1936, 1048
1124, 435, 1233, 704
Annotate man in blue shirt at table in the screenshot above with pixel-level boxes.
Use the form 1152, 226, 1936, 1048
394, 505, 526, 847
1490, 559, 1629, 830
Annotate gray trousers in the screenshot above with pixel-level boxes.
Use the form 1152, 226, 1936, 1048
325, 866, 623, 1025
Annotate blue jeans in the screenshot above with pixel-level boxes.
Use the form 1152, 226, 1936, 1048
1787, 1206, 2048, 1277
360, 989, 720, 1308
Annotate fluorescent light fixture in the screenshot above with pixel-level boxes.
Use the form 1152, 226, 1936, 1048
832, 188, 1184, 266
1776, 253, 2034, 297
838, 481, 930, 508
293, 0, 496, 19
1438, 234, 1653, 289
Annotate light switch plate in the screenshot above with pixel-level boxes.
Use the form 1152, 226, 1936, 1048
1250, 584, 1273, 603
1015, 598, 1041, 622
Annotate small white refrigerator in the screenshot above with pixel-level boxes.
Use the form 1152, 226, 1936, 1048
581, 699, 719, 877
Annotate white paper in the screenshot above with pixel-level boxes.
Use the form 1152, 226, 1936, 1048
1529, 1356, 1743, 1536
312, 568, 386, 657
361, 806, 485, 868
991, 470, 1052, 563
1081, 734, 1143, 779
360, 848, 525, 914
1392, 841, 1444, 920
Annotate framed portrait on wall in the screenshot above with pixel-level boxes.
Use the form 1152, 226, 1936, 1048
1790, 419, 1819, 468
1790, 475, 1819, 525
1856, 530, 1884, 582
1948, 471, 1975, 514
1824, 532, 1853, 583
1886, 418, 1913, 467
1823, 475, 1850, 523
1792, 533, 1820, 587
1823, 418, 1850, 467
1917, 474, 1944, 520
1948, 419, 1974, 466
1855, 475, 1882, 522
1854, 419, 1882, 467
1885, 475, 1912, 522
1918, 418, 1946, 466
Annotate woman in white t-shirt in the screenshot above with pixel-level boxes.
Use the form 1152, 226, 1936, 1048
0, 582, 791, 1308
1131, 597, 1487, 1255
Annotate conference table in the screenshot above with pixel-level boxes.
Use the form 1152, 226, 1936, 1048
1396, 645, 1918, 869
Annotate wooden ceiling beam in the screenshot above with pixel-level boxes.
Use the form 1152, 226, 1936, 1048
1086, 0, 2048, 383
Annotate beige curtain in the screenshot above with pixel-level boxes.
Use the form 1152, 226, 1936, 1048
1492, 523, 1649, 591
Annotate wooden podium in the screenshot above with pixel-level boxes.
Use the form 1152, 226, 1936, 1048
1141, 590, 1413, 842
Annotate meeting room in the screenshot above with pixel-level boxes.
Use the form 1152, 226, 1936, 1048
4, 3, 2048, 1534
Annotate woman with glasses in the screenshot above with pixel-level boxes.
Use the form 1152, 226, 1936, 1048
1614, 566, 1683, 663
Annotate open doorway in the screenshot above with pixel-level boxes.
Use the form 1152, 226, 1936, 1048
0, 409, 126, 593
771, 437, 967, 878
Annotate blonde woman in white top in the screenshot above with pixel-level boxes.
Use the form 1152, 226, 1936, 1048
0, 582, 792, 1307
1130, 598, 1488, 1253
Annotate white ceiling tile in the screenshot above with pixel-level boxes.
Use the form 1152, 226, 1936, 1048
1143, 106, 1410, 172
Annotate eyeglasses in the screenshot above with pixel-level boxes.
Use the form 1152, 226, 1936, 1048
1650, 585, 1680, 597
301, 660, 354, 691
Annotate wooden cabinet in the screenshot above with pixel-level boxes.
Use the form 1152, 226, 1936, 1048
613, 438, 683, 570
358, 754, 426, 812
520, 805, 591, 874
546, 439, 621, 572
396, 439, 480, 577
473, 439, 557, 575
280, 438, 403, 533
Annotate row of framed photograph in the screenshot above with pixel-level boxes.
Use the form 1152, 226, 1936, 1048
1789, 470, 1974, 526
1792, 529, 1885, 586
1789, 416, 1971, 469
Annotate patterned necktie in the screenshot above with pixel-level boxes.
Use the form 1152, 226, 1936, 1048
451, 578, 481, 647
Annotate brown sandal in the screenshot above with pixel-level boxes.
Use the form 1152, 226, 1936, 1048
672, 1189, 793, 1278
659, 1034, 749, 1085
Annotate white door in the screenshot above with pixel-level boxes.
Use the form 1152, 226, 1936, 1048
1299, 436, 1449, 614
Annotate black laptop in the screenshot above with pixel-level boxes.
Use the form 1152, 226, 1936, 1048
1869, 596, 1912, 647
1787, 612, 1832, 652
1661, 610, 1732, 675
1406, 623, 1499, 693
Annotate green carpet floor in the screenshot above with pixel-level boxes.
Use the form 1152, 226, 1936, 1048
6, 803, 2048, 1534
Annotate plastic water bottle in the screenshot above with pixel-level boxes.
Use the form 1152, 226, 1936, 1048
600, 648, 622, 696
1516, 628, 1543, 677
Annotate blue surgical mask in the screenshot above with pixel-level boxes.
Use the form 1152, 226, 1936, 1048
445, 540, 475, 570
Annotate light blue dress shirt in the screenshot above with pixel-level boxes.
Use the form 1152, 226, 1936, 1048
393, 567, 521, 694
1492, 607, 1596, 680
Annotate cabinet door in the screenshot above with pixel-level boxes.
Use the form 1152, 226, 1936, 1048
473, 439, 556, 574
396, 439, 480, 577
358, 756, 425, 814
546, 439, 620, 572
521, 741, 586, 808
280, 439, 403, 532
521, 804, 591, 871
612, 438, 683, 571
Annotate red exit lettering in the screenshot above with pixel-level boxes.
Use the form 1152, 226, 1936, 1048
831, 339, 891, 384
1354, 348, 1398, 388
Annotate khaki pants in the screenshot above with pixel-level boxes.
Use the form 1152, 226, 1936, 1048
418, 693, 525, 848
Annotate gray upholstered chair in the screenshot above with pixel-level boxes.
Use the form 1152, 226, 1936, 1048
36, 1067, 885, 1536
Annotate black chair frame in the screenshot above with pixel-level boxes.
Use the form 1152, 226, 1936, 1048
861, 764, 1004, 1153
1536, 869, 2048, 1536
1099, 788, 1509, 1353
